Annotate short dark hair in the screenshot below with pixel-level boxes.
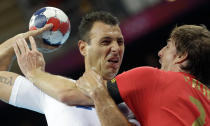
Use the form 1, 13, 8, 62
78, 11, 119, 43
170, 25, 210, 87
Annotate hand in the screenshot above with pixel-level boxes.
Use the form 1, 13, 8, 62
0, 24, 52, 71
13, 36, 45, 78
14, 24, 53, 41
76, 69, 109, 99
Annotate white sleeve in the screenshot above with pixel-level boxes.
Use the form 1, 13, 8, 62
9, 76, 45, 114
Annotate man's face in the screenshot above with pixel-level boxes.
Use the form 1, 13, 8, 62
85, 22, 124, 80
158, 38, 178, 71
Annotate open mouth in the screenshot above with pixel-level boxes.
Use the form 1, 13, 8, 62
108, 59, 119, 63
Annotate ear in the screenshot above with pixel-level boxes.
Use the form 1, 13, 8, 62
78, 40, 88, 56
175, 52, 188, 64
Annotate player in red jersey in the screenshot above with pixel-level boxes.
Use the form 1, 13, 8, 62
108, 67, 210, 125
76, 25, 210, 126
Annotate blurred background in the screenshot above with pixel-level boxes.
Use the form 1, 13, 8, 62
0, 0, 210, 125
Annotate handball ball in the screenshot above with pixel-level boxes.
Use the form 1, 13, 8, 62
29, 7, 70, 52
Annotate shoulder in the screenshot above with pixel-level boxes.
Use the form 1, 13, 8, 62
116, 66, 160, 79
114, 67, 168, 95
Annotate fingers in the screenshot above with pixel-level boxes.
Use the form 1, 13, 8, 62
13, 36, 33, 57
29, 36, 38, 51
22, 38, 30, 52
14, 36, 41, 56
16, 39, 27, 54
33, 23, 53, 36
86, 68, 103, 81
13, 41, 20, 59
23, 23, 53, 38
42, 23, 53, 32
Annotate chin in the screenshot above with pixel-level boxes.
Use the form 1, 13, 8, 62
103, 73, 117, 80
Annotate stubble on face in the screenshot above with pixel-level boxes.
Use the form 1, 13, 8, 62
86, 22, 124, 80
159, 39, 178, 72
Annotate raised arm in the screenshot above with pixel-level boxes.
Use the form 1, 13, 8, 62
0, 24, 53, 71
0, 24, 52, 103
13, 36, 93, 105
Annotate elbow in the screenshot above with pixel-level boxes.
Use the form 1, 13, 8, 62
57, 91, 74, 105
57, 89, 94, 106
57, 89, 82, 106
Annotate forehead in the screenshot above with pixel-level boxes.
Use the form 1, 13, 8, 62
167, 38, 175, 45
89, 21, 123, 39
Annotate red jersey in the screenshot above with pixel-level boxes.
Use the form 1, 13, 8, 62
114, 67, 210, 126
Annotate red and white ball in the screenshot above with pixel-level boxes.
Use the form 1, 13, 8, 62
29, 7, 70, 52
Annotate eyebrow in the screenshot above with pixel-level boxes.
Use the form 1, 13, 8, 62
100, 36, 124, 42
101, 37, 112, 40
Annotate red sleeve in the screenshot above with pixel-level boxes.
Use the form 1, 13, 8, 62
115, 67, 159, 118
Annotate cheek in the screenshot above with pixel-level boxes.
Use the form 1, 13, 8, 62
165, 51, 176, 62
89, 50, 98, 61
120, 47, 125, 55
165, 55, 173, 62
88, 48, 104, 64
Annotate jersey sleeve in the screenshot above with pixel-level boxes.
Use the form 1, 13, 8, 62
114, 67, 159, 116
9, 76, 45, 114
116, 67, 159, 97
107, 79, 123, 104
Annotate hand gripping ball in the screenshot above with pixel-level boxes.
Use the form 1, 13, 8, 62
29, 7, 70, 52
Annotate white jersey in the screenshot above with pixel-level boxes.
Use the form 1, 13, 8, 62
9, 76, 101, 126
9, 76, 140, 126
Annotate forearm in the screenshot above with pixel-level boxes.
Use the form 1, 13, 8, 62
0, 37, 16, 70
29, 69, 93, 105
60, 89, 94, 106
0, 71, 19, 103
0, 24, 53, 71
27, 69, 93, 105
27, 69, 77, 101
93, 93, 131, 126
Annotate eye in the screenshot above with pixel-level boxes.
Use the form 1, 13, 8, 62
101, 40, 111, 45
165, 42, 170, 49
117, 39, 124, 45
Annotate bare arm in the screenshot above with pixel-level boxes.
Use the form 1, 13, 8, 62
0, 24, 53, 71
77, 71, 132, 126
28, 69, 92, 105
93, 92, 132, 126
0, 24, 52, 103
0, 71, 19, 103
13, 36, 93, 105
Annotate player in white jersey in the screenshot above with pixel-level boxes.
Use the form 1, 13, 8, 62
9, 76, 101, 126
1, 11, 140, 126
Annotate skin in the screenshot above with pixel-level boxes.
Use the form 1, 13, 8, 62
13, 21, 125, 105
75, 37, 189, 126
77, 70, 132, 126
14, 22, 138, 126
81, 21, 124, 80
0, 24, 53, 71
158, 38, 188, 72
0, 24, 53, 103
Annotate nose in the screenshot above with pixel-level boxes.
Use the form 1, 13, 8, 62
158, 47, 164, 57
111, 41, 120, 53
